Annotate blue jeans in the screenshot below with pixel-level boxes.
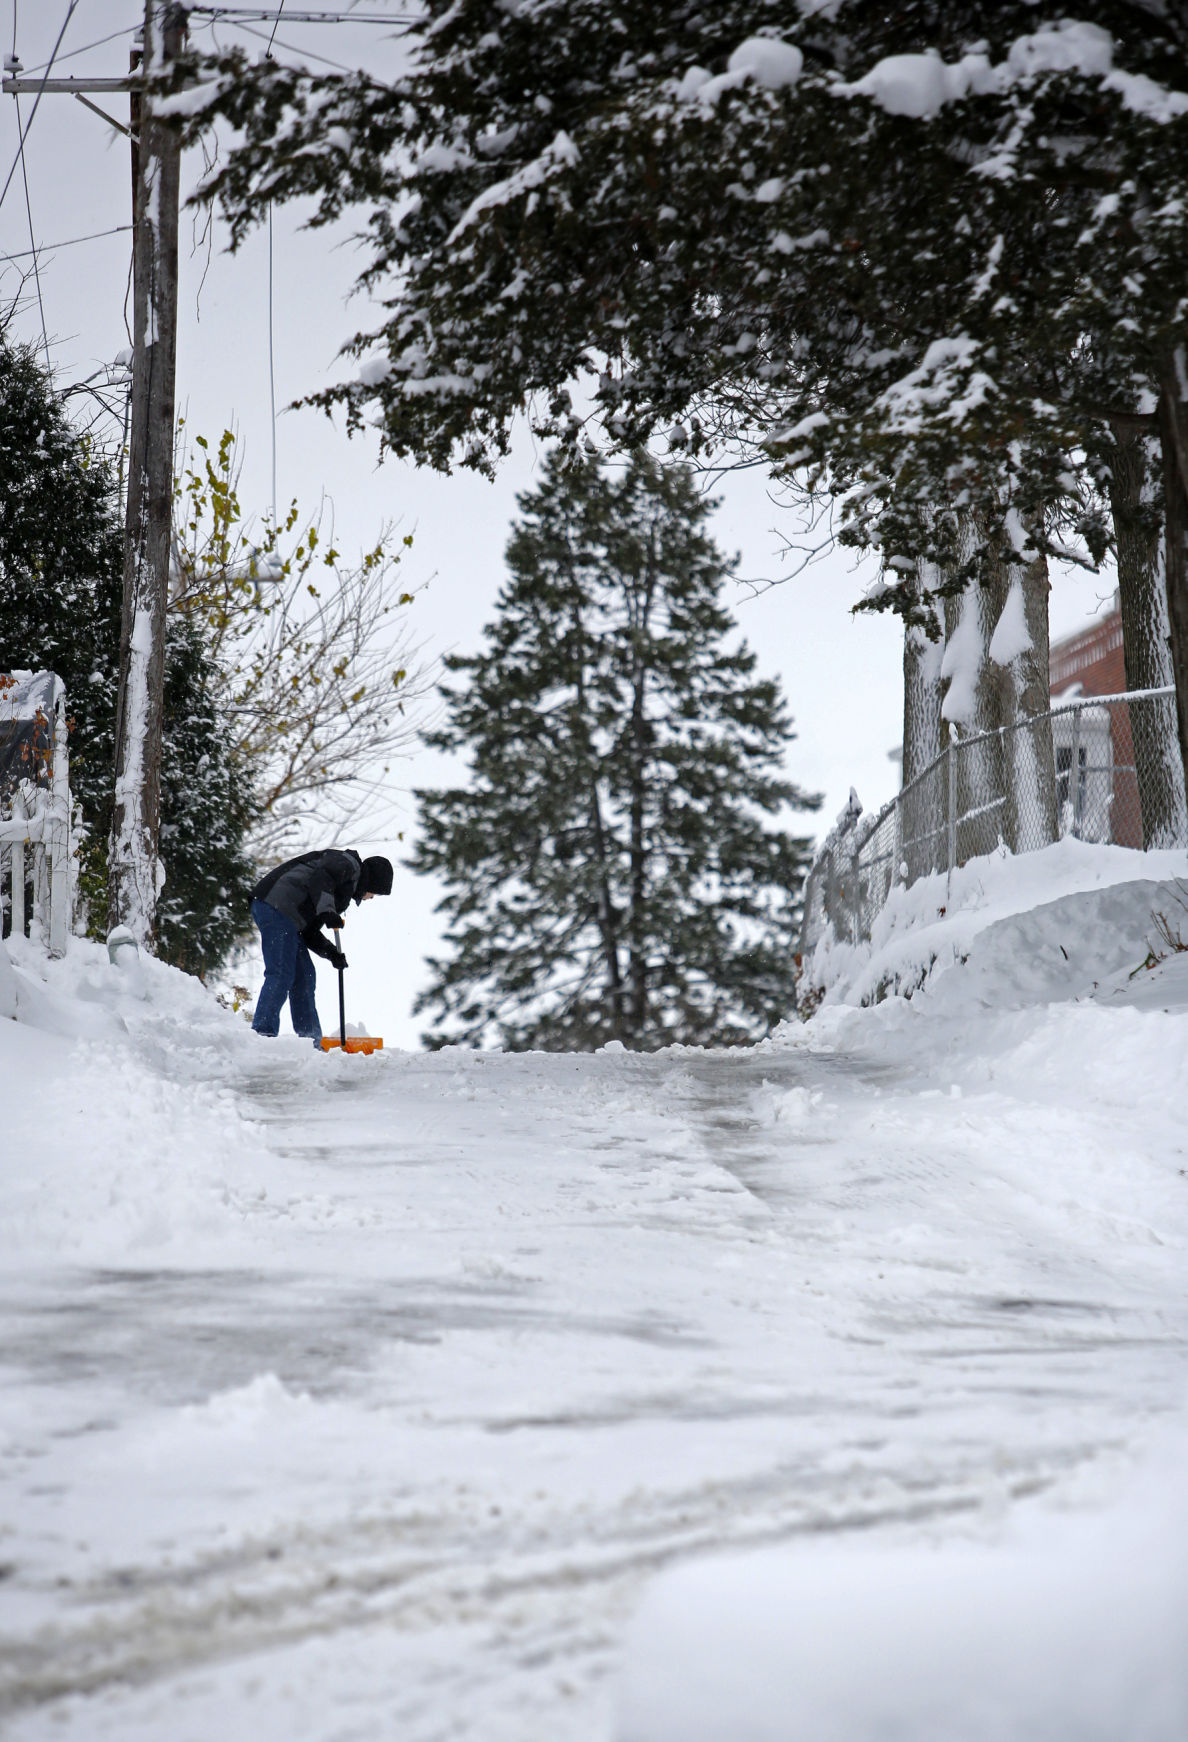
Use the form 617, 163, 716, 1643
251, 899, 322, 1040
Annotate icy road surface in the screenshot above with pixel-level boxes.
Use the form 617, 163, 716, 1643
2, 954, 1188, 1739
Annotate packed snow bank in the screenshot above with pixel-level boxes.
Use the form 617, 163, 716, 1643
617, 838, 1188, 1742
802, 838, 1187, 1010
0, 932, 277, 1264
0, 938, 16, 1019
617, 1434, 1188, 1742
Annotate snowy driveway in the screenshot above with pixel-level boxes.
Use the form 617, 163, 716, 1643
3, 959, 1188, 1740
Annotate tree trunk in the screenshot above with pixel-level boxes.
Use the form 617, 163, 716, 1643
1108, 424, 1187, 848
985, 511, 1057, 855
941, 515, 1004, 862
1157, 347, 1188, 805
901, 574, 945, 880
941, 508, 1057, 862
588, 780, 625, 1036
960, 561, 1008, 861
624, 537, 656, 1047
902, 590, 945, 784
108, 2, 185, 943
627, 683, 647, 1043
570, 579, 625, 1038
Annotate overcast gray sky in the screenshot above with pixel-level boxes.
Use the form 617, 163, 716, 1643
0, 2, 1115, 1044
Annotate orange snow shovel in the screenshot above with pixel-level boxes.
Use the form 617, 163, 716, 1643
319, 926, 383, 1055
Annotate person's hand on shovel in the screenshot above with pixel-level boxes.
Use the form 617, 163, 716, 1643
311, 857, 391, 1055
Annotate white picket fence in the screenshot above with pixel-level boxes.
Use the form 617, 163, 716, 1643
0, 671, 72, 958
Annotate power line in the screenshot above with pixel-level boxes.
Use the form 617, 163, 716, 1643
0, 0, 81, 220
1, 222, 132, 261
22, 22, 141, 76
9, 4, 50, 371
268, 203, 278, 527
265, 4, 286, 524
13, 91, 49, 368
205, 15, 363, 74
265, 0, 286, 60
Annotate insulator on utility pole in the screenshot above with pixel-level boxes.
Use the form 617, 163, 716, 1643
108, 1, 188, 944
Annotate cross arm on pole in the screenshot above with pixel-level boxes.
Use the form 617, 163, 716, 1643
2, 76, 141, 95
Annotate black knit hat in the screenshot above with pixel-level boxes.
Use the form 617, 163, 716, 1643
358, 855, 394, 897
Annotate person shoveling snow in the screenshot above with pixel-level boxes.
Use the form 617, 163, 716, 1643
248, 849, 393, 1043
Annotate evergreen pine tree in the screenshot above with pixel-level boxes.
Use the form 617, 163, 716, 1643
0, 331, 256, 973
0, 333, 124, 920
156, 610, 258, 977
411, 452, 819, 1050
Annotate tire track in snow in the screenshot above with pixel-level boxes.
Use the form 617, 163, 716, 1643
0, 1436, 1093, 1720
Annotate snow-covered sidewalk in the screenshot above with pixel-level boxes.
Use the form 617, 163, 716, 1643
2, 856, 1188, 1739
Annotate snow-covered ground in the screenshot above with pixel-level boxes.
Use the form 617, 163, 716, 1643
3, 842, 1188, 1740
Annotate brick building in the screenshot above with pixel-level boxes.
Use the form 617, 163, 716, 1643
1048, 600, 1139, 845
889, 602, 1167, 850
1049, 601, 1125, 700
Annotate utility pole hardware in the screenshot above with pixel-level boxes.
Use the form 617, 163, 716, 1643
5, 5, 189, 943
107, 2, 188, 942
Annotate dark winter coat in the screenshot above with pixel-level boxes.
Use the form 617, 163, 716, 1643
251, 849, 364, 958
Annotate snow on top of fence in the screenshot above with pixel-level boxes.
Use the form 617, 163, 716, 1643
800, 686, 1185, 965
0, 671, 63, 723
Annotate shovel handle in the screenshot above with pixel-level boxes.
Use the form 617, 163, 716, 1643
335, 925, 346, 1047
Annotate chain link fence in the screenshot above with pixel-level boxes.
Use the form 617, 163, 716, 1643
800, 687, 1187, 956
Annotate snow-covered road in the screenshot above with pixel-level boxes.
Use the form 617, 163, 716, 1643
3, 919, 1187, 1740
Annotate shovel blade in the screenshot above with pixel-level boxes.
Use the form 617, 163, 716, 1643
319, 1036, 384, 1055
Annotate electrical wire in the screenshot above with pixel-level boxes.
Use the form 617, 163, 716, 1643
13, 92, 50, 368
197, 14, 366, 73
20, 21, 141, 76
265, 0, 285, 64
268, 203, 278, 528
0, 0, 82, 219
1, 222, 132, 261
265, 3, 286, 526
8, 5, 49, 369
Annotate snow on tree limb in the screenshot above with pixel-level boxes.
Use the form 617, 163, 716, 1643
162, 1, 1187, 783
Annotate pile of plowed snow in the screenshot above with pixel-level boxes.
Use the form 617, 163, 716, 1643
800, 838, 1188, 1012
622, 838, 1188, 1742
618, 1432, 1188, 1742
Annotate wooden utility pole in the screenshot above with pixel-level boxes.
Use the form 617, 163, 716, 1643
108, 1, 187, 942
4, 4, 187, 945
